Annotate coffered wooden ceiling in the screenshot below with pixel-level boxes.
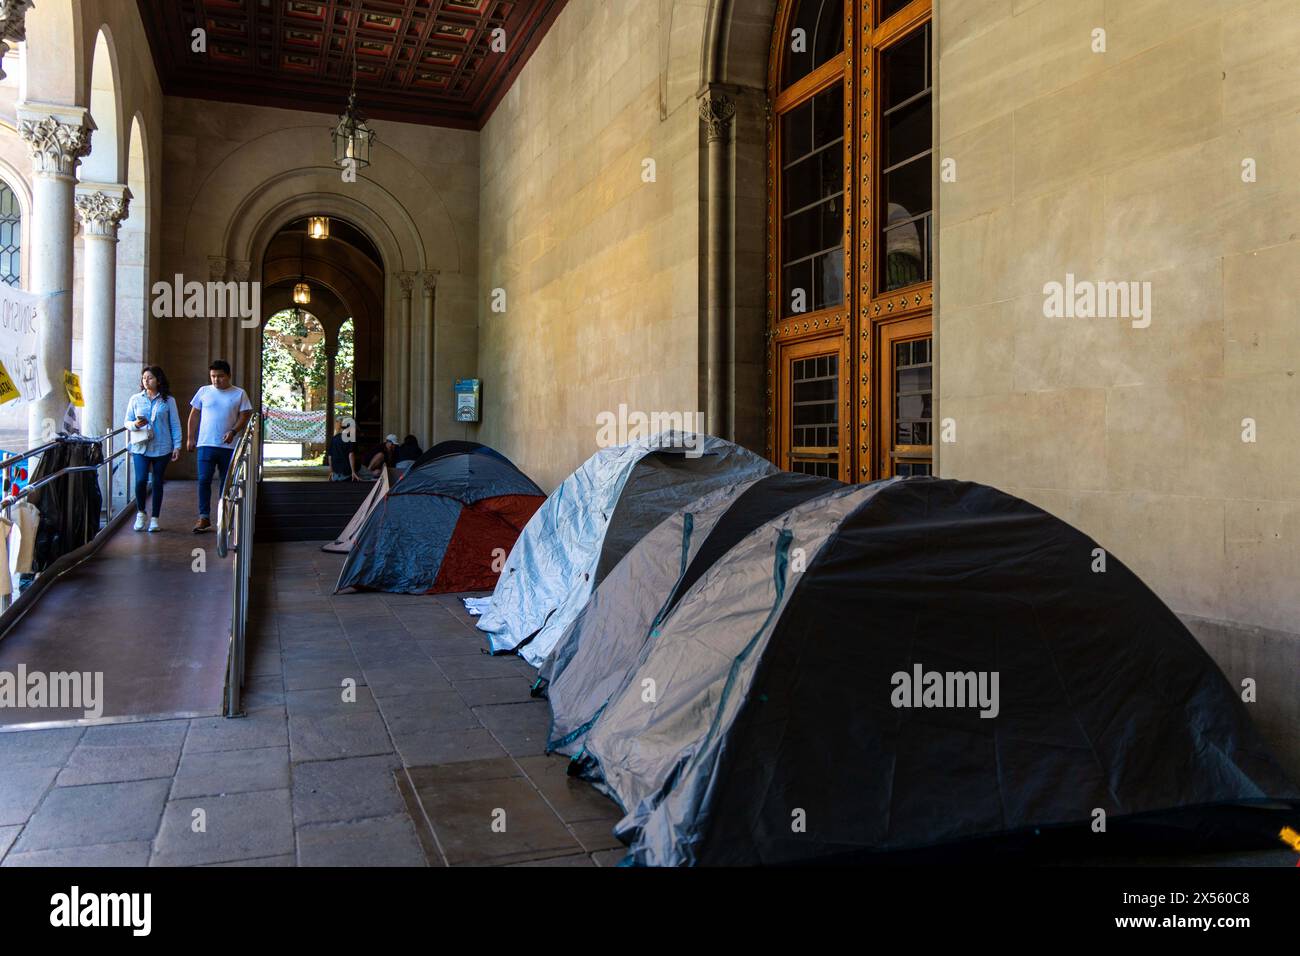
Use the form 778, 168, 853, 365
137, 0, 567, 129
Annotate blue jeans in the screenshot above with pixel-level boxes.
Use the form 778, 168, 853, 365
131, 453, 171, 518
196, 446, 234, 519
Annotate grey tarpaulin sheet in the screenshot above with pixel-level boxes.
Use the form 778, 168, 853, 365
475, 432, 775, 666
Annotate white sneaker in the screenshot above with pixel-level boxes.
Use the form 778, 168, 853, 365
148, 518, 161, 533
133, 512, 146, 532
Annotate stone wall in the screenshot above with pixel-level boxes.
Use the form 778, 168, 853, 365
476, 0, 711, 491
935, 0, 1300, 774
157, 98, 479, 469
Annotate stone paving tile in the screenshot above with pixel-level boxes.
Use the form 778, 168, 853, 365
437, 654, 522, 681
152, 789, 294, 866
292, 753, 405, 826
3, 841, 154, 867
171, 746, 291, 798
422, 634, 485, 657
510, 853, 597, 867
391, 727, 505, 767
395, 782, 442, 866
569, 818, 625, 853
592, 848, 628, 867
361, 663, 452, 698
285, 686, 378, 718
0, 728, 83, 768
453, 676, 536, 707
279, 629, 348, 650
514, 755, 623, 824
56, 721, 188, 787
408, 768, 581, 866
242, 675, 286, 710
288, 711, 394, 762
297, 813, 428, 867
283, 659, 365, 692
204, 854, 295, 867
0, 825, 19, 860
247, 651, 284, 678
377, 691, 479, 737
280, 639, 355, 660
186, 708, 288, 753
15, 779, 170, 853
474, 701, 553, 757
0, 766, 58, 826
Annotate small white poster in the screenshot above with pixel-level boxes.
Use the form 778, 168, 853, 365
0, 284, 51, 405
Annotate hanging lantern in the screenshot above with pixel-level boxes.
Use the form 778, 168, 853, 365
307, 216, 330, 240
332, 88, 376, 170
293, 282, 311, 305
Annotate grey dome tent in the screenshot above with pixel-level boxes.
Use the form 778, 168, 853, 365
571, 477, 1297, 866
541, 470, 844, 760
475, 432, 777, 667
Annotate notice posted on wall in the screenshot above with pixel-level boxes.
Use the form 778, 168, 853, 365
0, 284, 51, 405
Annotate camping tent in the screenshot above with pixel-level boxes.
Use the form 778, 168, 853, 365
542, 470, 844, 759
475, 432, 777, 666
335, 445, 544, 594
573, 477, 1297, 866
321, 467, 394, 554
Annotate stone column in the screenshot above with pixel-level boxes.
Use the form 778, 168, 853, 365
17, 105, 93, 446
229, 259, 251, 392
74, 184, 131, 441
700, 92, 735, 441
0, 1, 34, 82
397, 272, 414, 437
422, 271, 438, 442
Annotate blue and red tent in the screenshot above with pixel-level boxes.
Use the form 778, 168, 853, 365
334, 442, 544, 594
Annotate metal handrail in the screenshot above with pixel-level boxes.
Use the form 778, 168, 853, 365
215, 413, 259, 716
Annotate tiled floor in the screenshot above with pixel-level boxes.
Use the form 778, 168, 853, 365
0, 540, 625, 867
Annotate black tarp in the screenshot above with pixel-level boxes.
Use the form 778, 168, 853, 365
578, 478, 1298, 866
28, 438, 104, 571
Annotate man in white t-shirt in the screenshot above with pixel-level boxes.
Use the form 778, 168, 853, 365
186, 359, 253, 533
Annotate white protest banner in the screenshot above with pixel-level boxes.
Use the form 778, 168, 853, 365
0, 284, 52, 405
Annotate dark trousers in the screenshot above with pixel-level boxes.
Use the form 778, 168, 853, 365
196, 446, 234, 519
132, 453, 171, 518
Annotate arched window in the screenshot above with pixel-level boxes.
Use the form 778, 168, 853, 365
768, 0, 933, 481
0, 181, 21, 288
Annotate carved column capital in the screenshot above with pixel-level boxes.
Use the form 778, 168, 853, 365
698, 93, 736, 144
230, 260, 251, 282
74, 184, 132, 239
208, 256, 231, 281
0, 0, 34, 82
397, 272, 416, 295
17, 106, 95, 179
421, 270, 439, 294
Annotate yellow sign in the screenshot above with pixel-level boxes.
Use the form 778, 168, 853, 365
63, 370, 84, 408
0, 360, 19, 405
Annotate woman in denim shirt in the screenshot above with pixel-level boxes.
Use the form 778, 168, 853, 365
124, 366, 183, 532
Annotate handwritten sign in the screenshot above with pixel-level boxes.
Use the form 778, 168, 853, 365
0, 285, 51, 404
63, 370, 84, 407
